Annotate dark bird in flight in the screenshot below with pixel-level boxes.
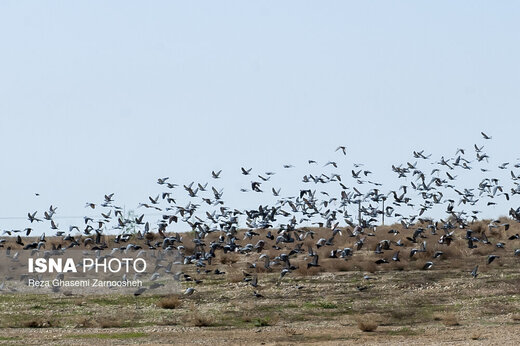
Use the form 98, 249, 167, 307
471, 265, 479, 278
481, 132, 492, 140
336, 146, 347, 155
487, 255, 500, 264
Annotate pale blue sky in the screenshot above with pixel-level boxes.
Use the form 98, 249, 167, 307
0, 1, 519, 233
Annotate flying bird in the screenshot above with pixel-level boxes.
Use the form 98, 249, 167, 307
336, 146, 347, 155
481, 132, 492, 140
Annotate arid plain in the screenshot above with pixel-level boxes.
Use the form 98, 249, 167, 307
1, 220, 520, 345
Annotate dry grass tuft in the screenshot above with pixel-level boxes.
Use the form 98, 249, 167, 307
471, 222, 484, 234
355, 315, 379, 332
241, 312, 253, 323
158, 316, 179, 326
97, 316, 124, 328
295, 263, 319, 276
73, 299, 86, 306
220, 253, 239, 265
183, 306, 215, 327
158, 295, 182, 309
188, 314, 215, 327
74, 317, 96, 328
23, 319, 53, 328
440, 312, 460, 327
226, 270, 244, 283
144, 232, 156, 241
320, 258, 344, 272
470, 332, 482, 340
357, 320, 378, 332
334, 260, 352, 271
389, 307, 411, 321
355, 260, 378, 273
283, 326, 301, 336
253, 314, 279, 327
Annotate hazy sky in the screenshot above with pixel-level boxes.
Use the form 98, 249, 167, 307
0, 1, 519, 233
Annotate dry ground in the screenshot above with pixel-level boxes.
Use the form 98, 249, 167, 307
1, 267, 520, 344
1, 219, 520, 344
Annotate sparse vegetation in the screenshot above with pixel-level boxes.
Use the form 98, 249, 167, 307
440, 313, 460, 327
66, 332, 147, 339
253, 314, 279, 327
0, 267, 518, 342
157, 295, 182, 309
97, 316, 125, 328
0, 222, 519, 342
356, 316, 378, 332
183, 307, 216, 327
22, 319, 53, 328
470, 332, 482, 340
74, 317, 96, 328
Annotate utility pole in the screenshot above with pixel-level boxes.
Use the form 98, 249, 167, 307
382, 197, 386, 226
358, 200, 362, 226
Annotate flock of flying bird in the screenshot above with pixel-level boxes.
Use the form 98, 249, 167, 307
2, 131, 520, 296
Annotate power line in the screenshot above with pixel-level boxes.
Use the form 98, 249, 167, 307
0, 212, 166, 221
